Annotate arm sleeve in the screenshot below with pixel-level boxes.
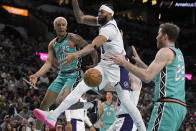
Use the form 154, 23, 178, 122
84, 110, 92, 127
65, 110, 71, 122
99, 25, 117, 40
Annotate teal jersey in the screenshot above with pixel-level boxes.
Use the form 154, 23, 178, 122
102, 101, 116, 124
154, 46, 186, 103
53, 33, 81, 73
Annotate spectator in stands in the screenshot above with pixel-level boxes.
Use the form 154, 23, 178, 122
17, 105, 32, 120
0, 115, 10, 130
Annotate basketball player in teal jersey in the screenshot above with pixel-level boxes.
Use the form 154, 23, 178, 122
99, 91, 117, 131
29, 17, 98, 131
110, 23, 187, 131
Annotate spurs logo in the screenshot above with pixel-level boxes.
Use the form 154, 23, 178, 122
123, 81, 129, 88
65, 46, 69, 51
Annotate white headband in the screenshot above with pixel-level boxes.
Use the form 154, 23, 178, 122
99, 5, 114, 16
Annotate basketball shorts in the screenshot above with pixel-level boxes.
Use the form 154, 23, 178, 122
48, 70, 83, 94
94, 62, 131, 91
147, 102, 187, 131
71, 118, 85, 131
108, 114, 133, 131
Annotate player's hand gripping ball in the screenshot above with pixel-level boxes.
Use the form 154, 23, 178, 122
83, 68, 102, 87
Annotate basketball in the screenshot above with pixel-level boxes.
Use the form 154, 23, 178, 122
83, 68, 102, 87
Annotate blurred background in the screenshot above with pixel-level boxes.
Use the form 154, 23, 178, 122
0, 0, 196, 130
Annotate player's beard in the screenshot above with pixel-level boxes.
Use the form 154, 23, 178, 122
98, 16, 107, 26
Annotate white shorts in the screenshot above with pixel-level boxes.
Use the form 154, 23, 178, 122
95, 61, 131, 91
130, 90, 141, 105
107, 114, 135, 131
111, 87, 141, 131
71, 119, 85, 131
116, 89, 141, 115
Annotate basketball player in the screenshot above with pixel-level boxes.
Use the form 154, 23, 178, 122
110, 23, 187, 131
108, 72, 142, 131
99, 91, 117, 131
33, 1, 146, 130
65, 93, 96, 131
29, 17, 98, 131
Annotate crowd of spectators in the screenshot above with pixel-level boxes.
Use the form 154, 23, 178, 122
0, 4, 196, 131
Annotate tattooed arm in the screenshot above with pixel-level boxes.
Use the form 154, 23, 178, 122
72, 0, 98, 26
70, 34, 98, 66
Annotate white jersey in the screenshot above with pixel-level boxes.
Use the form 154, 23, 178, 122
107, 82, 142, 131
65, 98, 92, 131
93, 19, 128, 88
116, 81, 142, 115
99, 19, 126, 69
55, 18, 146, 131
66, 98, 87, 121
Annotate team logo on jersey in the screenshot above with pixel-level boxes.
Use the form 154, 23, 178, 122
123, 81, 129, 88
54, 47, 60, 54
110, 107, 114, 111
65, 46, 70, 51
55, 46, 63, 53
104, 108, 108, 111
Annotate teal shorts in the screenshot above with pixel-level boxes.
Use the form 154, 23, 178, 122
48, 70, 83, 94
147, 102, 187, 131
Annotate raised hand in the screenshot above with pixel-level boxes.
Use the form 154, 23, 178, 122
99, 120, 104, 128
110, 50, 126, 66
90, 126, 96, 131
29, 75, 38, 86
66, 122, 72, 131
131, 45, 149, 69
131, 45, 142, 63
60, 52, 78, 67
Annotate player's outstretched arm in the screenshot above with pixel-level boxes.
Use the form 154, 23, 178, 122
60, 35, 106, 67
29, 40, 55, 85
98, 102, 105, 128
70, 34, 98, 67
72, 0, 98, 26
65, 110, 72, 131
111, 47, 172, 83
34, 41, 55, 76
131, 45, 148, 69
129, 72, 141, 91
84, 110, 96, 131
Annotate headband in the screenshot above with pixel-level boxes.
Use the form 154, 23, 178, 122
99, 5, 114, 16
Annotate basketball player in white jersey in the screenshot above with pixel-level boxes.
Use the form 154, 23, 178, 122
65, 93, 96, 131
108, 72, 142, 131
33, 1, 146, 130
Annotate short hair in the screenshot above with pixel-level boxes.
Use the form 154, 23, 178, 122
106, 91, 113, 95
4, 115, 10, 119
159, 23, 180, 42
53, 17, 67, 26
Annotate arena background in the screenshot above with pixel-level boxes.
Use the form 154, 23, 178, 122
0, 0, 195, 130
